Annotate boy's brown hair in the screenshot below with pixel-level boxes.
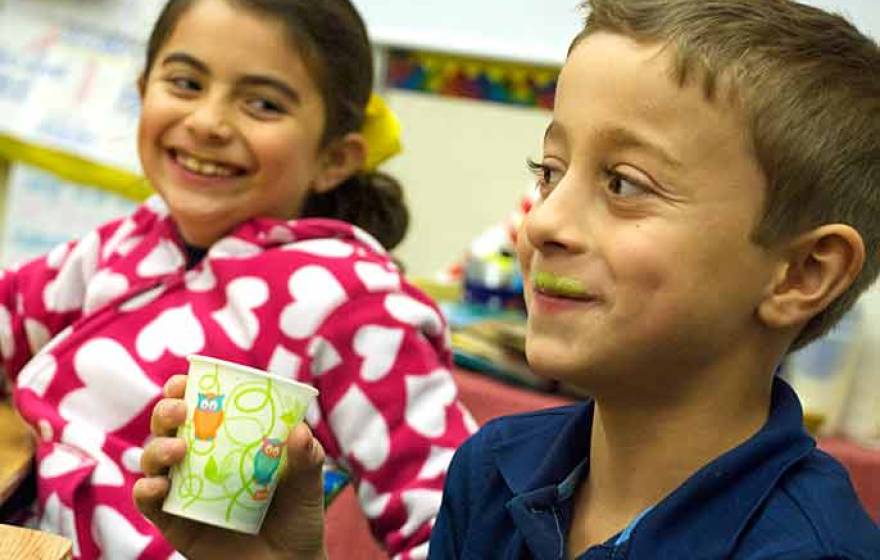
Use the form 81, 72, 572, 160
575, 0, 879, 349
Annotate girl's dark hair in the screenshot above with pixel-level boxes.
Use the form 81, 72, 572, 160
143, 0, 408, 250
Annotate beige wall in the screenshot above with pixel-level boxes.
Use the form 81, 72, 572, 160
383, 90, 551, 277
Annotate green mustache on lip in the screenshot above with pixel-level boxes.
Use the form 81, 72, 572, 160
532, 271, 588, 298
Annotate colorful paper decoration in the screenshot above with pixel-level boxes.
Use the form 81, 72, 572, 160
386, 49, 558, 109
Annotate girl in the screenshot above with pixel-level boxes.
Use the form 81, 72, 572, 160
0, 0, 474, 558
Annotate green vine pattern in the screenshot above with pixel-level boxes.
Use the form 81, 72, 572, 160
172, 364, 308, 522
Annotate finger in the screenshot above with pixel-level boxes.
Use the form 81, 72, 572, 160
273, 423, 325, 510
149, 398, 187, 437
163, 375, 188, 399
132, 476, 170, 523
287, 422, 326, 478
140, 437, 187, 477
264, 423, 327, 553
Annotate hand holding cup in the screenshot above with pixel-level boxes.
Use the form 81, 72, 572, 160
133, 357, 326, 560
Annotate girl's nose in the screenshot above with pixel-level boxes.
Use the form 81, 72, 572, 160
184, 98, 233, 144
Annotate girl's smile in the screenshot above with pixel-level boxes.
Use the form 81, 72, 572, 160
168, 148, 247, 179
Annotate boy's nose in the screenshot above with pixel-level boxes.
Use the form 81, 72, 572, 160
184, 100, 233, 144
523, 181, 589, 255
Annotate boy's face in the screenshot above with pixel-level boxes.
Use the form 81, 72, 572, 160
518, 32, 779, 389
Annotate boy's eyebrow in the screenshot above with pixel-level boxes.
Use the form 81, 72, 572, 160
598, 126, 683, 169
159, 51, 301, 104
544, 122, 683, 169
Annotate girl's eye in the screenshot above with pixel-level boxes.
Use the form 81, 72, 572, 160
167, 77, 201, 92
527, 159, 563, 197
246, 98, 285, 116
607, 172, 649, 197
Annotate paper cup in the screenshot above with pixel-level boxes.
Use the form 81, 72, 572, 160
162, 355, 319, 534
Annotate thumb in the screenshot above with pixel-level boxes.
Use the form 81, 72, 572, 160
262, 422, 327, 557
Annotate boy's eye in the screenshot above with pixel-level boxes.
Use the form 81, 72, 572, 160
607, 172, 648, 197
527, 159, 563, 197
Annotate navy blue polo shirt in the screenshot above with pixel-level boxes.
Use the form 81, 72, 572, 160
429, 378, 880, 559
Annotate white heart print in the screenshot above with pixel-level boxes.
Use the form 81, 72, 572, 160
209, 237, 262, 259
357, 479, 391, 519
62, 421, 123, 487
92, 505, 152, 559
60, 338, 161, 434
83, 270, 129, 314
267, 345, 303, 380
328, 385, 390, 471
136, 239, 184, 277
308, 336, 342, 376
136, 303, 205, 361
400, 489, 444, 538
119, 285, 166, 312
354, 325, 405, 381
268, 225, 296, 244
121, 446, 144, 473
352, 227, 386, 254
384, 294, 444, 337
46, 242, 71, 270
101, 218, 135, 259
284, 239, 354, 258
211, 276, 269, 350
417, 445, 456, 480
355, 261, 401, 292
43, 231, 100, 313
39, 446, 89, 479
40, 493, 81, 557
17, 353, 57, 397
25, 318, 51, 354
185, 264, 217, 292
0, 304, 14, 360
404, 368, 456, 438
280, 265, 349, 339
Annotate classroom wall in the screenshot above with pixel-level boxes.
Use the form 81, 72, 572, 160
383, 91, 549, 277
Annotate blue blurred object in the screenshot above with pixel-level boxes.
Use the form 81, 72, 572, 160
323, 467, 350, 508
462, 250, 524, 311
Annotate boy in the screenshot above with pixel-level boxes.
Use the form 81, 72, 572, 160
428, 0, 880, 558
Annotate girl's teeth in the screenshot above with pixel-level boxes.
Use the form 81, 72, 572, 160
177, 153, 234, 176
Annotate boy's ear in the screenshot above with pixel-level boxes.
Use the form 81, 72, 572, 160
757, 224, 865, 330
312, 132, 367, 194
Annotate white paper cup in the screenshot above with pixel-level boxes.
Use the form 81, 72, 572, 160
162, 355, 319, 534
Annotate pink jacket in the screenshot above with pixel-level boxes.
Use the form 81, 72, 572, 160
0, 197, 475, 560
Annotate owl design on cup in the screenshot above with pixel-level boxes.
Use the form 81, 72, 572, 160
251, 438, 284, 501
193, 392, 226, 441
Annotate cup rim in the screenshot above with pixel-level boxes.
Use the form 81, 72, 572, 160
187, 354, 319, 398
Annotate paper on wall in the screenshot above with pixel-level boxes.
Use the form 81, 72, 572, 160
0, 5, 147, 173
0, 164, 136, 267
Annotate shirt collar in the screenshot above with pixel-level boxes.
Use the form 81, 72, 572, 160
491, 377, 815, 558
491, 402, 593, 495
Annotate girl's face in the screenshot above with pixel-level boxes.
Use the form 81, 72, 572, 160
138, 0, 351, 247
